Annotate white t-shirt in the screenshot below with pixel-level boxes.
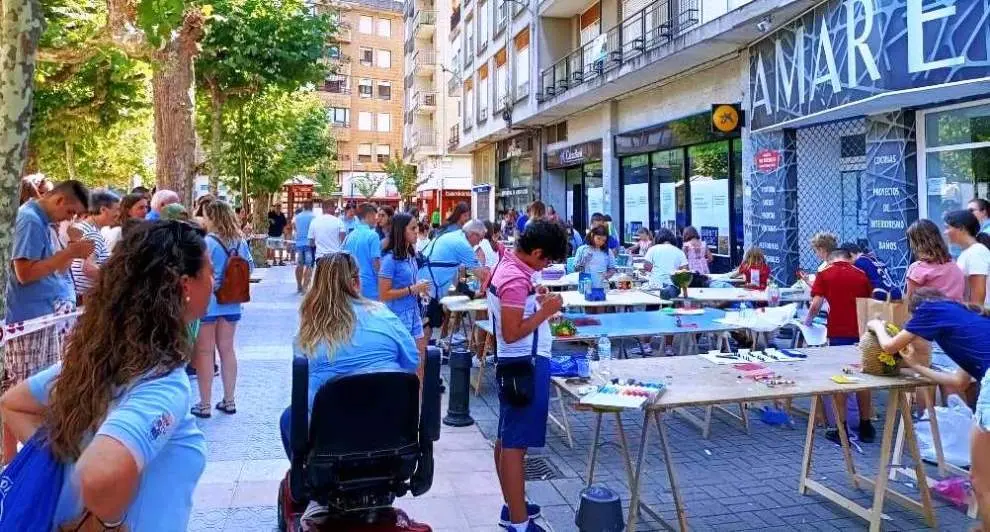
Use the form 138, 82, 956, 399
307, 214, 346, 258
102, 225, 123, 251
644, 243, 688, 286
957, 242, 990, 306
477, 239, 500, 268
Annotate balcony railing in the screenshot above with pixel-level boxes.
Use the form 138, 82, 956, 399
412, 50, 436, 69
414, 9, 437, 35
412, 91, 438, 112
410, 129, 439, 150
537, 0, 699, 103
449, 125, 460, 151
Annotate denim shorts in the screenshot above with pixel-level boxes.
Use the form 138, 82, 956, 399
975, 372, 990, 432
202, 314, 241, 324
497, 356, 550, 449
393, 307, 424, 339
297, 246, 315, 267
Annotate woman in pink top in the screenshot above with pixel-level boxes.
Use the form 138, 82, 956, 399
906, 219, 965, 301
682, 226, 712, 275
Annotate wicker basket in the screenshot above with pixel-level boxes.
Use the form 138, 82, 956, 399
859, 327, 932, 376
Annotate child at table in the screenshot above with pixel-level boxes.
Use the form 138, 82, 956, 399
682, 226, 712, 275
574, 225, 617, 283
488, 221, 568, 532
627, 227, 654, 256
731, 247, 771, 289
804, 248, 875, 443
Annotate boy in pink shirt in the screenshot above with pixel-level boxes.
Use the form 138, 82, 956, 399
486, 221, 568, 532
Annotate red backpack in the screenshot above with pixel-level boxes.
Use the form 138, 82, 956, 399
211, 236, 251, 304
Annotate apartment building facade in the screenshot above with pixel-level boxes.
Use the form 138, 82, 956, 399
319, 0, 406, 206
453, 0, 990, 284
403, 0, 474, 219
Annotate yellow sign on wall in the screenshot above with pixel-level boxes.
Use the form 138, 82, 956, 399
711, 104, 742, 134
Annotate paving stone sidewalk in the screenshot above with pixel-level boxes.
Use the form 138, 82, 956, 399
189, 265, 976, 531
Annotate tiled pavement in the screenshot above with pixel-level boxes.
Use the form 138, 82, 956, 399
190, 266, 976, 531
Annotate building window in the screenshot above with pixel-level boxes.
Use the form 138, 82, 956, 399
358, 78, 372, 98
378, 80, 391, 100
376, 49, 391, 69
358, 143, 372, 162
328, 44, 341, 59
464, 85, 473, 128
358, 111, 373, 131
464, 16, 474, 64
513, 28, 530, 101
545, 122, 567, 144
377, 18, 391, 37
359, 15, 373, 34
328, 107, 350, 127
478, 64, 489, 120
923, 102, 990, 228
377, 144, 391, 163
494, 48, 507, 111
477, 0, 488, 53
359, 47, 373, 66
377, 113, 390, 132
326, 74, 349, 94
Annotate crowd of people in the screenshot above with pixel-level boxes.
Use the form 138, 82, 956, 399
5, 176, 990, 531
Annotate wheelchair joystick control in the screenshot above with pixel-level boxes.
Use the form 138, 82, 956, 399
443, 346, 475, 427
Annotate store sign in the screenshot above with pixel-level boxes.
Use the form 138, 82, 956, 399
749, 0, 990, 130
444, 190, 472, 198
545, 140, 603, 169
755, 149, 782, 172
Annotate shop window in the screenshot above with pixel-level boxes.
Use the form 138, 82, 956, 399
687, 142, 731, 269
923, 103, 990, 226
650, 149, 685, 235
584, 161, 604, 227
621, 154, 649, 239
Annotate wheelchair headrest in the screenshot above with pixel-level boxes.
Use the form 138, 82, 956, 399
309, 370, 420, 456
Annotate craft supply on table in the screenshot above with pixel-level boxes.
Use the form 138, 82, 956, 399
698, 348, 806, 366
831, 375, 862, 384
673, 308, 705, 316
579, 381, 666, 409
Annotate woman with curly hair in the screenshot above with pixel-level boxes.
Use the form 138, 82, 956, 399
192, 201, 254, 418
0, 220, 212, 530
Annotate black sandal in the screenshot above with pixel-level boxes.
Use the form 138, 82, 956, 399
191, 403, 211, 418
215, 399, 237, 414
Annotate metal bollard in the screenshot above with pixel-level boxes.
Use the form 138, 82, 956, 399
443, 346, 475, 427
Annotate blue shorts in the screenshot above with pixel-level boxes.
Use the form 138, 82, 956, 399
297, 246, 315, 267
393, 307, 424, 339
497, 356, 550, 449
202, 314, 241, 324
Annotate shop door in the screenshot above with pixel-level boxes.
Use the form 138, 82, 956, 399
565, 167, 584, 234
687, 142, 732, 273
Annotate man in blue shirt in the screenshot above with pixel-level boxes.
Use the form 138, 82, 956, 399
341, 202, 357, 234
3, 180, 92, 463
292, 200, 317, 293
145, 189, 179, 221
343, 203, 382, 299
418, 219, 489, 339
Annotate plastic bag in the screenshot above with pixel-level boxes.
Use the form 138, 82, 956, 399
0, 430, 66, 530
932, 477, 972, 507
549, 355, 579, 377
915, 394, 973, 468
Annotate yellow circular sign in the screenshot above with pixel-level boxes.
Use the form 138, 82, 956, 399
713, 105, 740, 133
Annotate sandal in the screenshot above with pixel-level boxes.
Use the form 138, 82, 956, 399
191, 403, 211, 419
215, 399, 237, 414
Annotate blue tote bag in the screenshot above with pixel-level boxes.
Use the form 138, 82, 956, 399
0, 430, 66, 530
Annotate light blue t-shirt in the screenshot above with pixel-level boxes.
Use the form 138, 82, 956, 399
418, 230, 479, 299
206, 234, 254, 318
28, 363, 206, 531
575, 244, 616, 275
344, 215, 357, 234
294, 210, 316, 247
343, 222, 382, 299
5, 200, 75, 322
380, 251, 419, 315
294, 301, 419, 409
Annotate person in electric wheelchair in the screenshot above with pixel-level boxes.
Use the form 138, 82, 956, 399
277, 252, 442, 531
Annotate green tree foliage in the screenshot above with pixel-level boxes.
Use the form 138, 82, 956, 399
222, 89, 333, 204
196, 0, 333, 191
382, 155, 422, 205
353, 173, 386, 199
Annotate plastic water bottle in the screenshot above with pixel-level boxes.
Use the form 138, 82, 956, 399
597, 334, 613, 378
